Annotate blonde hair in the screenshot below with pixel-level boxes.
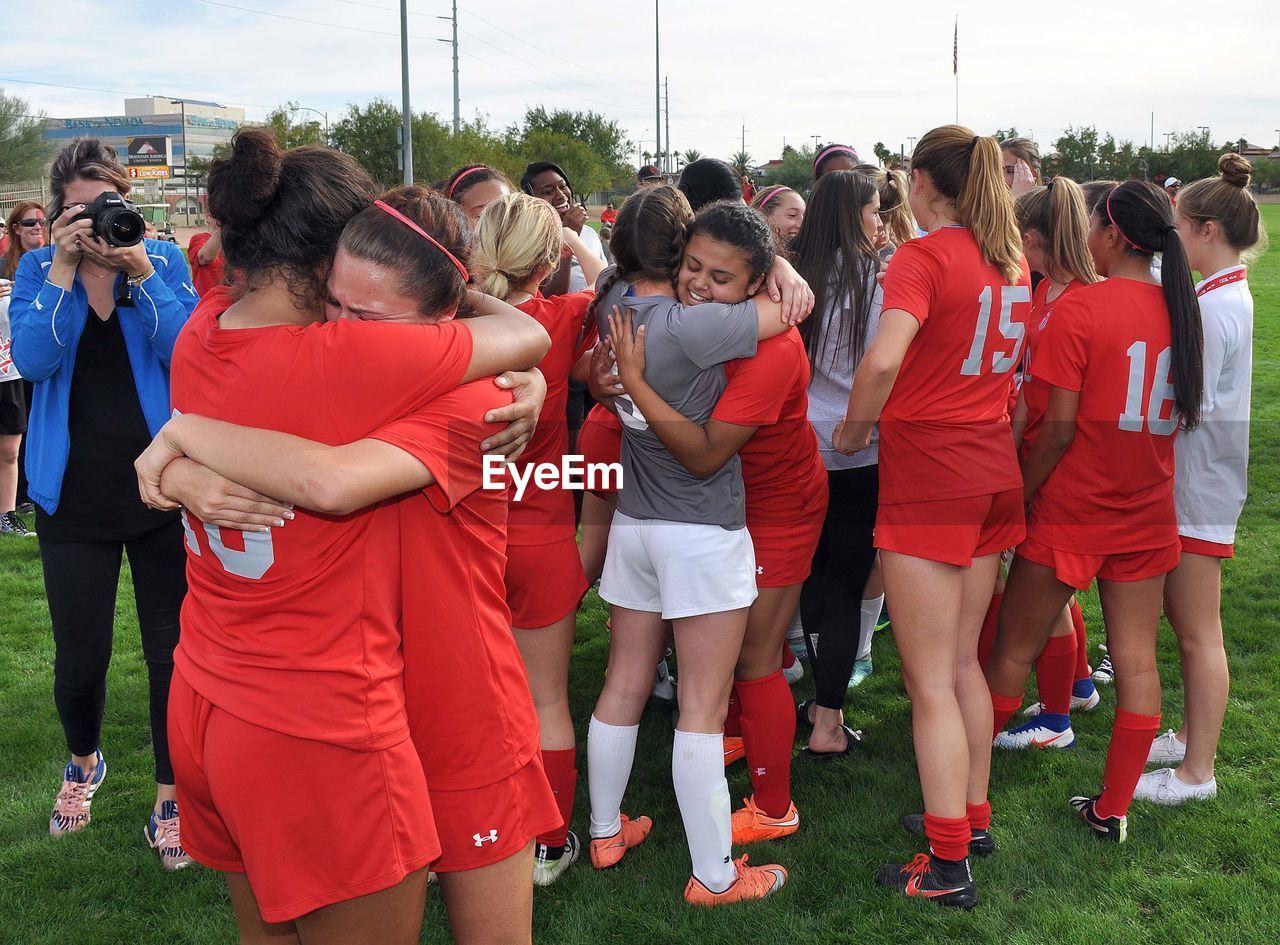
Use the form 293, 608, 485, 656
473, 192, 563, 300
912, 125, 1023, 282
856, 164, 918, 248
1177, 153, 1267, 264
1014, 179, 1099, 286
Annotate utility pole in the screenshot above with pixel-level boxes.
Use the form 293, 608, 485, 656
437, 1, 460, 133
811, 134, 820, 151
1164, 130, 1174, 152
741, 123, 747, 155
176, 99, 190, 227
654, 1, 661, 179
664, 75, 670, 174
400, 0, 413, 183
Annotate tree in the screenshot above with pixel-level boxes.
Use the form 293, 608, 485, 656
991, 127, 1021, 142
329, 98, 402, 189
873, 141, 903, 168
680, 149, 701, 166
0, 89, 52, 182
518, 107, 631, 190
266, 103, 325, 149
730, 151, 754, 178
759, 145, 817, 194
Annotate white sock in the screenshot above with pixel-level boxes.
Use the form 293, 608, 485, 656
587, 715, 638, 839
672, 729, 735, 893
856, 594, 884, 663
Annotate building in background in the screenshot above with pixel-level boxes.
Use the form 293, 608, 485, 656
41, 98, 249, 220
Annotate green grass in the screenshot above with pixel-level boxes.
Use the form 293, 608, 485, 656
3, 210, 1279, 944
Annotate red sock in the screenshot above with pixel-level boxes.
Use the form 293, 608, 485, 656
725, 687, 743, 738
536, 748, 578, 849
735, 670, 795, 818
1035, 632, 1077, 715
977, 591, 1003, 669
923, 813, 971, 862
1095, 709, 1161, 819
1070, 597, 1090, 681
781, 646, 796, 669
991, 689, 1022, 737
966, 801, 991, 832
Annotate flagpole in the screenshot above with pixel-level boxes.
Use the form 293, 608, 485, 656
953, 16, 959, 123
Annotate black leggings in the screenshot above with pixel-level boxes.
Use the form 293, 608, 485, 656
40, 519, 187, 783
800, 465, 879, 711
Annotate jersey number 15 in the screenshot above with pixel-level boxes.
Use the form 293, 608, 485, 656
961, 285, 1030, 376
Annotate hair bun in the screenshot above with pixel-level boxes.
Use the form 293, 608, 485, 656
208, 128, 285, 229
1218, 152, 1252, 189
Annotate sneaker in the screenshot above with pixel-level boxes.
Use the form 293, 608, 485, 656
50, 752, 106, 836
1133, 767, 1217, 806
875, 853, 976, 909
1023, 681, 1101, 716
683, 855, 787, 906
899, 813, 995, 857
847, 658, 873, 689
145, 800, 194, 871
651, 659, 676, 701
533, 831, 581, 886
589, 813, 652, 869
782, 659, 804, 685
1147, 729, 1187, 766
1069, 795, 1127, 842
994, 715, 1075, 750
731, 796, 800, 844
0, 510, 34, 537
1092, 645, 1114, 686
723, 736, 746, 766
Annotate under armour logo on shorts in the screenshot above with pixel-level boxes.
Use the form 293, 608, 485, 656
472, 829, 499, 847
754, 767, 767, 777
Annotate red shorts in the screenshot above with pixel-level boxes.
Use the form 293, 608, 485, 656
1180, 535, 1234, 559
875, 488, 1025, 567
1017, 535, 1182, 590
428, 757, 561, 872
750, 513, 823, 588
168, 668, 438, 923
506, 538, 589, 627
579, 409, 622, 496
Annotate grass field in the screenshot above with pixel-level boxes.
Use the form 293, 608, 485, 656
2, 208, 1278, 945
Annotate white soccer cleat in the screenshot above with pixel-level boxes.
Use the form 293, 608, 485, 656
994, 718, 1076, 750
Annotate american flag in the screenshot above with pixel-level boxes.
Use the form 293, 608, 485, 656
953, 19, 958, 75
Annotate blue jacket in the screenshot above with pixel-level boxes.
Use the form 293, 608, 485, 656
10, 240, 199, 514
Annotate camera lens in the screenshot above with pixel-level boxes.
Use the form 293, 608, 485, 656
103, 209, 145, 247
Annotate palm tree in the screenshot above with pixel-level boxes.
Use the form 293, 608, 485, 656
731, 150, 754, 178
680, 149, 702, 166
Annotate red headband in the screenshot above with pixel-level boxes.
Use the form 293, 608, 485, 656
756, 185, 789, 210
374, 199, 470, 281
446, 165, 488, 199
1104, 187, 1146, 253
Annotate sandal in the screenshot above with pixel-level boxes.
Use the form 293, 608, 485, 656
800, 724, 863, 762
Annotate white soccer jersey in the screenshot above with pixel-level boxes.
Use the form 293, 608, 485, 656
1174, 265, 1253, 545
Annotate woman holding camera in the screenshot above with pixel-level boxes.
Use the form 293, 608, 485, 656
9, 138, 198, 870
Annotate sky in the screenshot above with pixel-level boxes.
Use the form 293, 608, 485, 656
3, 0, 1279, 167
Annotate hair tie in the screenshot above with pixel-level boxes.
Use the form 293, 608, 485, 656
1163, 224, 1177, 234
446, 165, 488, 199
968, 135, 980, 155
374, 199, 470, 281
1104, 187, 1148, 254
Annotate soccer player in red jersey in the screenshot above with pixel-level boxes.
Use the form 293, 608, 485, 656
986, 180, 1205, 842
443, 164, 513, 224
134, 133, 551, 944
603, 202, 824, 846
471, 192, 608, 885
1134, 154, 1260, 806
991, 178, 1103, 751
834, 126, 1031, 907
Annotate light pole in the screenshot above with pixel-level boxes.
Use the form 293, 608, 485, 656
654, 1, 661, 176
1274, 129, 1279, 149
907, 136, 917, 154
1197, 125, 1210, 142
167, 98, 192, 227
400, 0, 413, 184
291, 106, 330, 144
1164, 131, 1174, 152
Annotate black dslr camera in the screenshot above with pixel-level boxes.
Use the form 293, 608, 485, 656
57, 192, 146, 248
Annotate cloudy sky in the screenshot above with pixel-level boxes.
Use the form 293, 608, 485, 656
4, 0, 1278, 165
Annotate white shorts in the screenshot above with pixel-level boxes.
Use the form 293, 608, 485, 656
599, 512, 758, 619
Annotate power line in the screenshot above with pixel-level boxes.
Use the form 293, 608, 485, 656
187, 0, 438, 40
458, 28, 650, 102
459, 50, 645, 114
0, 75, 314, 112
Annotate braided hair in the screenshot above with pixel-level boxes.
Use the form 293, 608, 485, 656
588, 184, 693, 325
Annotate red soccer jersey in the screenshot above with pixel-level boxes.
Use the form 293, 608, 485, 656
187, 232, 227, 298
878, 226, 1031, 503
373, 383, 542, 790
1029, 278, 1180, 554
1019, 278, 1084, 460
509, 291, 595, 545
714, 329, 826, 526
171, 286, 473, 750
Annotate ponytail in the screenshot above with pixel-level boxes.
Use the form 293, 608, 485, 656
1014, 179, 1099, 285
912, 125, 1023, 283
471, 192, 562, 301
1101, 181, 1204, 429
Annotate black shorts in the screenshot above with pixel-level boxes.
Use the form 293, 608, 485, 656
0, 379, 26, 435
